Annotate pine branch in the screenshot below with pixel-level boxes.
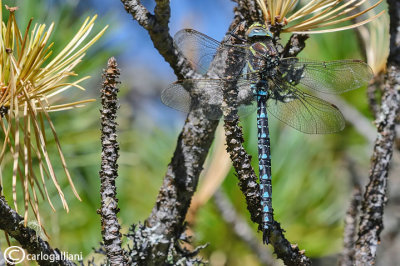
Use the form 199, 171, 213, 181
98, 57, 125, 266
0, 195, 75, 266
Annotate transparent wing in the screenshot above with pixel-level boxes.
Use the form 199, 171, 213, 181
161, 78, 256, 120
267, 79, 345, 134
174, 29, 248, 75
278, 58, 373, 94
161, 82, 192, 114
238, 101, 257, 118
161, 79, 226, 120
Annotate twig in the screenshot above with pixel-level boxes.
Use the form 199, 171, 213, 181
98, 57, 125, 265
213, 189, 276, 266
282, 34, 309, 58
0, 195, 75, 266
354, 0, 400, 264
339, 186, 362, 266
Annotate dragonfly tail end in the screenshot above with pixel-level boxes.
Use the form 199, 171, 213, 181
262, 230, 270, 245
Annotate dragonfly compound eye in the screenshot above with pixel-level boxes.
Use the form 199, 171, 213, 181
247, 25, 274, 39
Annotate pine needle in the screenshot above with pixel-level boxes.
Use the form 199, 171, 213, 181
256, 0, 384, 34
0, 1, 106, 227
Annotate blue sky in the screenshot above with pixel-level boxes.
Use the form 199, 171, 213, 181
83, 0, 236, 81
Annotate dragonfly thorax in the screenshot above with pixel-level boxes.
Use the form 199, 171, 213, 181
248, 41, 280, 77
246, 23, 279, 70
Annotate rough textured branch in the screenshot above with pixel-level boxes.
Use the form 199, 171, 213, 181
0, 196, 75, 266
142, 110, 218, 265
98, 57, 125, 266
354, 0, 400, 264
231, 0, 262, 30
282, 34, 309, 58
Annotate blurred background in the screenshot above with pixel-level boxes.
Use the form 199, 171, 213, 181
0, 0, 396, 265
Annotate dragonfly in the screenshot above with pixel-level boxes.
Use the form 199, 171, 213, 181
161, 22, 373, 244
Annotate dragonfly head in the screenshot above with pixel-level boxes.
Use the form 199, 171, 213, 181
246, 23, 273, 40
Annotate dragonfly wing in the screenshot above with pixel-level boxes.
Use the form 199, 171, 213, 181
162, 78, 256, 120
279, 58, 373, 94
238, 101, 257, 118
161, 79, 228, 120
174, 29, 248, 76
267, 80, 345, 134
161, 82, 192, 114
